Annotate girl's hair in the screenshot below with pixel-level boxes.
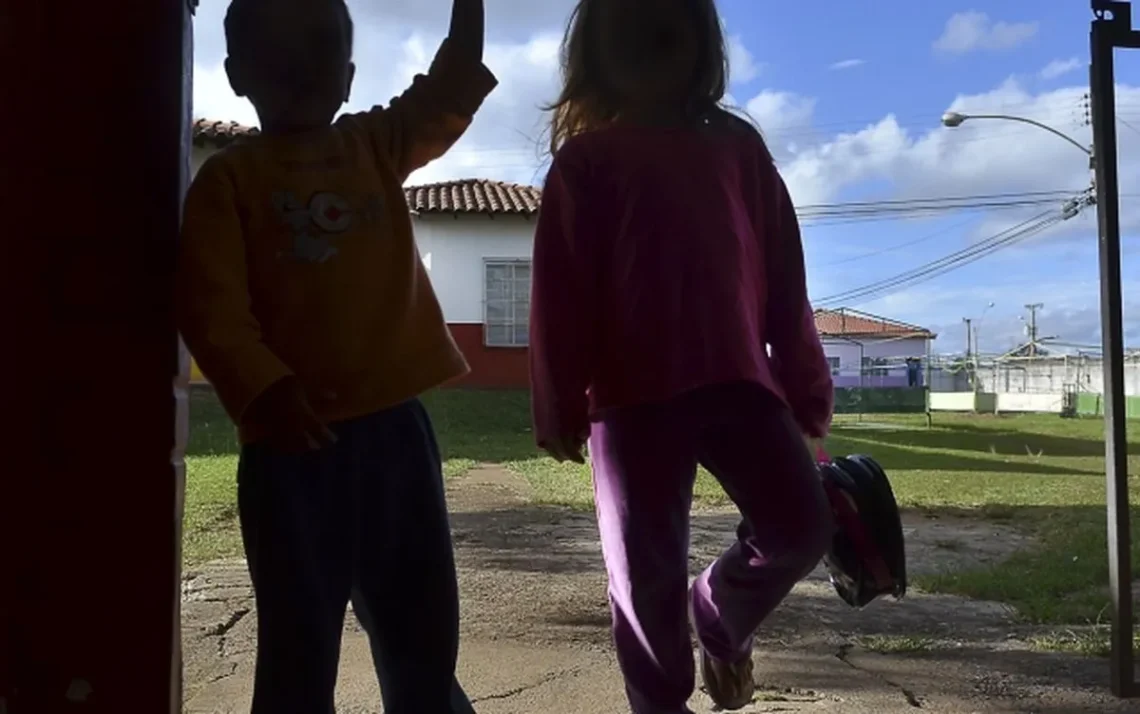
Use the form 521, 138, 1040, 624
545, 0, 760, 154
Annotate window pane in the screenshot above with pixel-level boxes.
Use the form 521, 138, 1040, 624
512, 263, 531, 294
486, 280, 510, 301
485, 324, 511, 346
485, 264, 511, 300
486, 299, 509, 321
512, 323, 530, 346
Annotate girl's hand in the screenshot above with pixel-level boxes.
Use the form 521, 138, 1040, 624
541, 433, 588, 465
804, 434, 824, 462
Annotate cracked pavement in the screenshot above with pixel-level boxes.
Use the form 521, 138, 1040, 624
181, 466, 1138, 713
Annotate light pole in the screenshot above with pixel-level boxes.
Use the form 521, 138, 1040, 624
940, 111, 1093, 160
976, 301, 995, 356
941, 55, 1134, 695
964, 302, 995, 393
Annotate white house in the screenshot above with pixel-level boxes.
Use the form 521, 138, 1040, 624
815, 308, 936, 388
191, 120, 935, 390
405, 180, 538, 387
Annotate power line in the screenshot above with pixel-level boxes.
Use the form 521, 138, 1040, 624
812, 195, 1090, 306
817, 217, 1065, 307
814, 212, 1066, 305
819, 214, 980, 265
796, 191, 1080, 220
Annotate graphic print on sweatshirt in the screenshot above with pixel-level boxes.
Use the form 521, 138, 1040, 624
272, 189, 390, 263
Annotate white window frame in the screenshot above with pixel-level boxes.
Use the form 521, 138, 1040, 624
826, 356, 841, 376
483, 258, 531, 348
862, 356, 890, 377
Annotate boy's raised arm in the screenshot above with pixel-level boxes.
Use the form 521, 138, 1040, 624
341, 0, 496, 182
448, 0, 485, 59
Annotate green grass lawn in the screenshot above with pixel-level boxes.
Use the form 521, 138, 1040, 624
181, 386, 537, 564
184, 386, 1139, 630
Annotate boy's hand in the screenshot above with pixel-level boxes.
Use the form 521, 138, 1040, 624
541, 432, 588, 465
448, 0, 485, 60
248, 377, 337, 454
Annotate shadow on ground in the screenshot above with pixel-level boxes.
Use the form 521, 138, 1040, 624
834, 420, 1119, 459
826, 434, 1102, 475
449, 498, 1140, 630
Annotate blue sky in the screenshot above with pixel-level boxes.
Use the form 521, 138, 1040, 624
192, 0, 1138, 354
713, 1, 1137, 354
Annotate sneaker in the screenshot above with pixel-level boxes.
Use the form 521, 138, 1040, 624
699, 649, 755, 711
690, 589, 755, 710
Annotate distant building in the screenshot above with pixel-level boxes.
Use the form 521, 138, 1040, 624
814, 309, 936, 388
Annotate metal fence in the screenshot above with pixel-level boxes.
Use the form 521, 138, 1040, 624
928, 353, 1140, 397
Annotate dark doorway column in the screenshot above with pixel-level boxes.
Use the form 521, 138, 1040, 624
1, 1, 192, 712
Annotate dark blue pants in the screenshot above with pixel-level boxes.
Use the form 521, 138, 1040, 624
237, 399, 475, 714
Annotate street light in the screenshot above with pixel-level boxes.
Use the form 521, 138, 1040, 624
941, 111, 1094, 158
976, 302, 995, 356
942, 56, 1134, 696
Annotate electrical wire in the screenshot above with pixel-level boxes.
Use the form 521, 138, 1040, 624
812, 197, 1090, 307
796, 192, 1080, 220
814, 213, 1066, 306
819, 214, 981, 266
815, 216, 1065, 307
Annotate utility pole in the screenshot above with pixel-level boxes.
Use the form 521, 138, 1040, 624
1091, 0, 1135, 697
963, 317, 974, 389
1025, 303, 1044, 356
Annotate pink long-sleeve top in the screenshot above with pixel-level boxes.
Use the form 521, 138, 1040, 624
529, 122, 834, 448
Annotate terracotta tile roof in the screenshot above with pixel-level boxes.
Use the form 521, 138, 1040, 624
405, 180, 541, 217
192, 120, 540, 217
192, 119, 258, 146
814, 308, 934, 339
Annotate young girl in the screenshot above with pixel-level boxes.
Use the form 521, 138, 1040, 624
529, 1, 835, 712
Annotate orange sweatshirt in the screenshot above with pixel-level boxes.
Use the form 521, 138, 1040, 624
177, 41, 497, 443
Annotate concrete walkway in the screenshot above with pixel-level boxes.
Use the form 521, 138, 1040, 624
180, 467, 1137, 713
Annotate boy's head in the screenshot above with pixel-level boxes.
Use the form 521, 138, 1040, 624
224, 0, 356, 132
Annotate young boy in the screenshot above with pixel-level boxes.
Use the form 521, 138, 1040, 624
176, 1, 495, 712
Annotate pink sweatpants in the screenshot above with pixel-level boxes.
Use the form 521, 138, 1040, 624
589, 382, 834, 714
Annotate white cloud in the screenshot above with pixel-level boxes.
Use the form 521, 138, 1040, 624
191, 8, 1119, 227
193, 63, 257, 127
761, 78, 1114, 213
727, 35, 763, 84
933, 11, 1039, 54
743, 91, 818, 162
830, 59, 866, 71
1040, 57, 1082, 80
